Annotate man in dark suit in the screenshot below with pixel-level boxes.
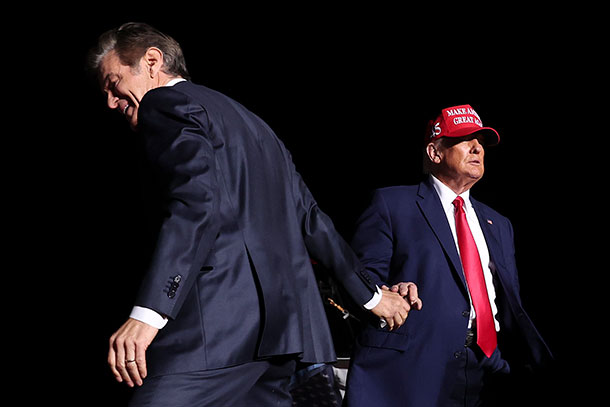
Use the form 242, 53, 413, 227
88, 22, 416, 407
343, 105, 553, 406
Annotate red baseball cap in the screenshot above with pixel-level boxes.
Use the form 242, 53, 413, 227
426, 104, 500, 146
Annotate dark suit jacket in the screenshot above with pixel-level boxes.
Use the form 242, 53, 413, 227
344, 180, 553, 406
134, 81, 376, 377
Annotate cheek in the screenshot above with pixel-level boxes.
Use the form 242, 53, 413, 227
117, 77, 140, 101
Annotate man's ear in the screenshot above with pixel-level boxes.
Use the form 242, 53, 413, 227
426, 142, 442, 164
142, 47, 164, 78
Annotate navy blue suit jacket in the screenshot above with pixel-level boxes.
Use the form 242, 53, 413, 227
344, 180, 552, 406
134, 81, 376, 377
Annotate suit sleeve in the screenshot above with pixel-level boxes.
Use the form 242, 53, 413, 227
133, 87, 220, 320
285, 151, 376, 306
350, 190, 394, 287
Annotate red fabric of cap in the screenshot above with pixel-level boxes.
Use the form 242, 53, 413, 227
426, 104, 500, 145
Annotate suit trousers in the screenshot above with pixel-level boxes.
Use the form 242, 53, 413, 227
128, 356, 297, 407
446, 345, 510, 407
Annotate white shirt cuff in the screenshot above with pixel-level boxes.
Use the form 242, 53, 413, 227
130, 306, 168, 329
363, 286, 382, 310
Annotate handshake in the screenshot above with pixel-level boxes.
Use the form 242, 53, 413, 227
370, 282, 423, 331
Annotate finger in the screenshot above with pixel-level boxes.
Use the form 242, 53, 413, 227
381, 285, 390, 291
387, 317, 395, 331
135, 342, 148, 383
124, 344, 143, 387
405, 283, 421, 308
126, 358, 143, 387
108, 336, 121, 382
397, 283, 410, 297
393, 312, 405, 329
115, 339, 135, 387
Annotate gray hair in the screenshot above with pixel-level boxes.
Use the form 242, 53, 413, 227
88, 22, 190, 80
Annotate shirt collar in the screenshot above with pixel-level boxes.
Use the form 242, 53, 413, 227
165, 77, 187, 87
429, 174, 472, 213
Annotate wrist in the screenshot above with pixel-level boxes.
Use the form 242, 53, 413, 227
130, 306, 168, 329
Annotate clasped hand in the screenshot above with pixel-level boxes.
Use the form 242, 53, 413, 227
371, 282, 423, 331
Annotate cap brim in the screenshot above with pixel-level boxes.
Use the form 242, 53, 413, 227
448, 126, 500, 146
476, 127, 500, 146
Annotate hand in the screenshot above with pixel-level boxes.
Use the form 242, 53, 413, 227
370, 290, 411, 331
384, 282, 423, 311
108, 318, 159, 387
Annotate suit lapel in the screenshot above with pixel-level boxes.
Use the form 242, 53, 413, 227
471, 198, 504, 273
470, 198, 516, 299
416, 180, 467, 291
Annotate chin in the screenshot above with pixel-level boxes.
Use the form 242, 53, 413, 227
128, 120, 138, 132
470, 168, 484, 178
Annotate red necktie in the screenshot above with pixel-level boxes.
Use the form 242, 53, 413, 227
453, 196, 497, 357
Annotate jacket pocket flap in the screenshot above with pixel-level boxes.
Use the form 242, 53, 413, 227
358, 329, 411, 351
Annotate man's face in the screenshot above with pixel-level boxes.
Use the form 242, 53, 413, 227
99, 51, 151, 131
437, 134, 486, 186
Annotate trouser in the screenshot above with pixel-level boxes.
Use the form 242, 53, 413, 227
446, 344, 510, 407
129, 355, 297, 407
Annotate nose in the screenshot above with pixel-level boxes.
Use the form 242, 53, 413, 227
470, 138, 484, 153
106, 92, 119, 110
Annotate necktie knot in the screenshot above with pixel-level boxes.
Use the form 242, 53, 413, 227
452, 196, 465, 211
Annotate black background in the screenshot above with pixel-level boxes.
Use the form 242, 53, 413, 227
19, 7, 603, 405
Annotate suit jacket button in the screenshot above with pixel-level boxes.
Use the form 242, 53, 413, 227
173, 275, 182, 284
168, 289, 176, 298
462, 311, 470, 317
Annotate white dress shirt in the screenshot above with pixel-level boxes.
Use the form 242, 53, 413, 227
430, 175, 500, 331
129, 77, 380, 329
